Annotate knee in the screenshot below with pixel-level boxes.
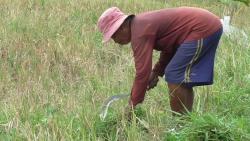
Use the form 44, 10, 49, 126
167, 83, 182, 96
167, 83, 193, 95
167, 83, 182, 91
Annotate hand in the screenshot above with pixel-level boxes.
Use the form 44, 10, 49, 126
147, 72, 159, 91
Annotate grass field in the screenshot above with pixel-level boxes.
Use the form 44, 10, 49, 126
0, 0, 250, 140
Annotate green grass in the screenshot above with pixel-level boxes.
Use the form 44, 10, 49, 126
0, 0, 249, 140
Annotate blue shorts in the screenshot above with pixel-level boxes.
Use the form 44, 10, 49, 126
165, 27, 223, 87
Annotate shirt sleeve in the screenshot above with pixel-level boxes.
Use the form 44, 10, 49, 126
130, 36, 155, 107
152, 51, 175, 77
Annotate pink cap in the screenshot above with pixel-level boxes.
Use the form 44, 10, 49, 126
97, 7, 129, 43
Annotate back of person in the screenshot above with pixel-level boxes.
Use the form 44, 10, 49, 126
132, 7, 222, 50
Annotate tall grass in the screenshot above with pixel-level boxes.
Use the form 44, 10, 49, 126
0, 0, 249, 140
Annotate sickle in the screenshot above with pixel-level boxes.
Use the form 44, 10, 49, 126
99, 93, 130, 120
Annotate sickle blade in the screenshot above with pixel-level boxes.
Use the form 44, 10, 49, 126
100, 94, 129, 120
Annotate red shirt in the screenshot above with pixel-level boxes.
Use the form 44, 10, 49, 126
130, 7, 222, 106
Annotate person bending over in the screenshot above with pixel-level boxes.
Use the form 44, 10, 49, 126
97, 7, 223, 117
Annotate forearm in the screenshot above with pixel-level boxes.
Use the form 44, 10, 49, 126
152, 51, 174, 77
152, 62, 167, 77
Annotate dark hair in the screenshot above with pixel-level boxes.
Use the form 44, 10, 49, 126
124, 15, 135, 24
